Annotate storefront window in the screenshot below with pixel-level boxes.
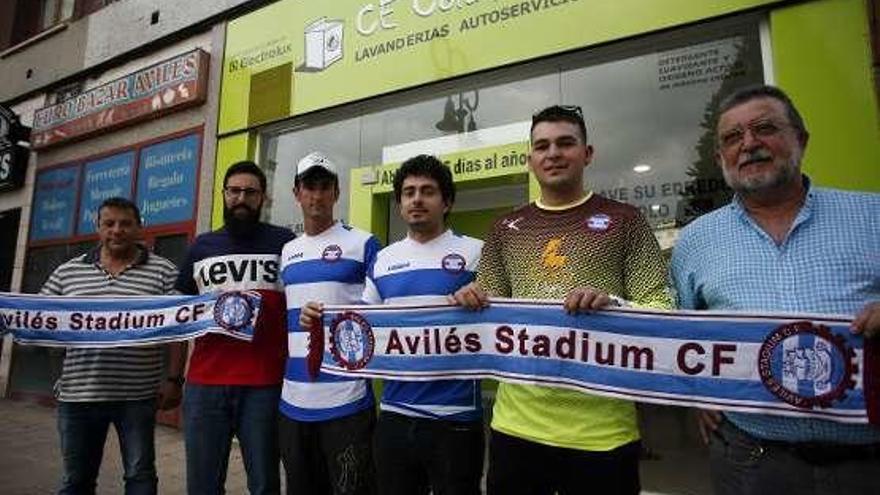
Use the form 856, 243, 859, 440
77, 152, 135, 236
21, 242, 93, 294
263, 117, 361, 235
28, 131, 201, 246
12, 241, 92, 397
264, 75, 555, 235
566, 34, 762, 229
358, 75, 558, 166
262, 17, 763, 241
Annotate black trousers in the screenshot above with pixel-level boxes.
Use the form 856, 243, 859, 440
487, 429, 641, 495
278, 408, 376, 495
373, 412, 484, 495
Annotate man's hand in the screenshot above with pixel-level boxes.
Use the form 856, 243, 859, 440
563, 287, 615, 314
851, 301, 880, 338
448, 282, 490, 310
157, 341, 186, 410
300, 301, 324, 330
156, 380, 183, 411
696, 409, 723, 445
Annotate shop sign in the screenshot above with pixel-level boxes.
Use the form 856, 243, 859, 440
30, 166, 80, 241
135, 134, 200, 226
77, 152, 135, 235
32, 50, 210, 149
365, 120, 530, 193
220, 0, 783, 134
370, 140, 529, 194
0, 105, 31, 193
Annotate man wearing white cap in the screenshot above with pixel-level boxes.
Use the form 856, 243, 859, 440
278, 152, 380, 495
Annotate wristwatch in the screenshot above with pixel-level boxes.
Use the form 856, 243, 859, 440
166, 376, 185, 386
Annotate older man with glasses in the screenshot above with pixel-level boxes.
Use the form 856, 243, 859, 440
671, 84, 880, 495
176, 161, 295, 495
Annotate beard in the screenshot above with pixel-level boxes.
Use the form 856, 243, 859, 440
722, 147, 801, 195
223, 204, 262, 237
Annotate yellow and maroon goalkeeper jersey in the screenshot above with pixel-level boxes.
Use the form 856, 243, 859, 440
478, 193, 672, 451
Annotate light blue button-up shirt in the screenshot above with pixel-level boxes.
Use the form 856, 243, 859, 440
671, 177, 880, 444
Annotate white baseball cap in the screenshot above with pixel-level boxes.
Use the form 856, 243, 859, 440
296, 151, 337, 178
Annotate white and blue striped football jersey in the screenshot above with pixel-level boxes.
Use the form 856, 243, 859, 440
364, 229, 483, 421
280, 221, 381, 421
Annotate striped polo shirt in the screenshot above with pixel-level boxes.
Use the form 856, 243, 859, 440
40, 244, 178, 402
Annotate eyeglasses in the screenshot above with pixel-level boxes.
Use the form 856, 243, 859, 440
223, 186, 262, 199
718, 119, 794, 150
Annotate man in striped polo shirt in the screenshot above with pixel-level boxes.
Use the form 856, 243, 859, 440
41, 197, 183, 495
279, 152, 380, 495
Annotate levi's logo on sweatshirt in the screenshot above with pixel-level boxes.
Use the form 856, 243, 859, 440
194, 254, 281, 292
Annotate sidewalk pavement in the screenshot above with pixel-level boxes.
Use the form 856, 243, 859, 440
0, 398, 709, 494
0, 398, 251, 494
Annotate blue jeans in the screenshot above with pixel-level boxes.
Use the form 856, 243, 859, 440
57, 399, 157, 495
183, 383, 281, 495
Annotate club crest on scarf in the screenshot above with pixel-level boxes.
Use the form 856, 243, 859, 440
213, 291, 256, 333
759, 321, 856, 409
329, 311, 375, 370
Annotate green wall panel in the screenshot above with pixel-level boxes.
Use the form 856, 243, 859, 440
772, 0, 880, 192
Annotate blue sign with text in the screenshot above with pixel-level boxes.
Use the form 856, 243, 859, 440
77, 152, 134, 235
135, 134, 199, 226
31, 166, 80, 241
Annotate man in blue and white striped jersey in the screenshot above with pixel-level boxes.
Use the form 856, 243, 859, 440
279, 152, 381, 495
